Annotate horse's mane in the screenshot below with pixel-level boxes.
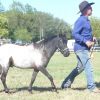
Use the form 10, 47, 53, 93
35, 34, 66, 45
33, 34, 66, 48
42, 35, 57, 43
34, 35, 57, 48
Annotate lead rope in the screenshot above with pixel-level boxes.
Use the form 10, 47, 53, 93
76, 42, 96, 68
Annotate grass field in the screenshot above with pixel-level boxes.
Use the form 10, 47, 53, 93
0, 52, 100, 100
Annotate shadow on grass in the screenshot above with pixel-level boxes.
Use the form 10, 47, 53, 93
72, 87, 86, 91
0, 82, 99, 93
71, 82, 100, 91
0, 86, 62, 93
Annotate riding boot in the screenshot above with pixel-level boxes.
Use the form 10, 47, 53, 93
61, 68, 79, 89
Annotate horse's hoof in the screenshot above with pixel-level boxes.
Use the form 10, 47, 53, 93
54, 89, 59, 93
28, 90, 33, 94
28, 89, 33, 94
5, 89, 9, 93
52, 87, 58, 93
29, 91, 33, 94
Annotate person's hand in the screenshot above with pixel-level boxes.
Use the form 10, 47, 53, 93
93, 37, 97, 43
86, 41, 94, 48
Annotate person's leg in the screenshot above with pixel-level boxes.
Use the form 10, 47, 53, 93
83, 51, 100, 93
61, 51, 84, 89
83, 50, 96, 91
61, 50, 99, 92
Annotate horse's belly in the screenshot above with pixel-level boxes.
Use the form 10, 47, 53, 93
13, 51, 43, 68
14, 59, 34, 68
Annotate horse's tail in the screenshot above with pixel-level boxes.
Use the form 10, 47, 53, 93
0, 64, 3, 79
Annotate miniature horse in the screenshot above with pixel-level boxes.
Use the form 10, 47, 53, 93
0, 34, 69, 93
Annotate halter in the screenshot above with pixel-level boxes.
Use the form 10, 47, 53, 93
77, 42, 95, 67
57, 36, 69, 53
58, 47, 69, 53
61, 47, 69, 52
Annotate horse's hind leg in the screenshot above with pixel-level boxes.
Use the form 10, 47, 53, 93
1, 67, 9, 93
28, 69, 39, 93
38, 66, 57, 92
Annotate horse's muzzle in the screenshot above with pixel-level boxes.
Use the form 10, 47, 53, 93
63, 49, 70, 57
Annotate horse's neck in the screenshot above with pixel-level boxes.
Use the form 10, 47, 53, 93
43, 38, 58, 58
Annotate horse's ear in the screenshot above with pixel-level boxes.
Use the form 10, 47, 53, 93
63, 33, 66, 37
58, 34, 66, 37
58, 34, 62, 37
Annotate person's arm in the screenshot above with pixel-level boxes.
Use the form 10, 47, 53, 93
72, 19, 87, 44
72, 18, 94, 48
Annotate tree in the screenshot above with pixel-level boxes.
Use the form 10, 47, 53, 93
90, 17, 100, 38
9, 1, 24, 12
5, 1, 71, 42
25, 3, 33, 13
0, 2, 5, 12
14, 28, 32, 42
0, 14, 8, 38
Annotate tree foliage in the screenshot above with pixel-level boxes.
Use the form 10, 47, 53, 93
1, 1, 72, 42
90, 17, 100, 37
0, 14, 8, 38
1, 1, 100, 43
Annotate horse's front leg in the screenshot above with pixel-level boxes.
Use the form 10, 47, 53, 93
38, 66, 57, 92
28, 69, 39, 93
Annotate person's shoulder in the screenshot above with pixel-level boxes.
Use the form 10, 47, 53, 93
75, 15, 85, 25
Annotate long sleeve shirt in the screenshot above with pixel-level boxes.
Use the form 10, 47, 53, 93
72, 15, 93, 52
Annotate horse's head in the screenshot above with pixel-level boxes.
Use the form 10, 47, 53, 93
57, 34, 70, 57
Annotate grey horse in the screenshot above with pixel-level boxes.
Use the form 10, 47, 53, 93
0, 34, 70, 93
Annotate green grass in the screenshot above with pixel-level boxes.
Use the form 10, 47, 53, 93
0, 52, 100, 100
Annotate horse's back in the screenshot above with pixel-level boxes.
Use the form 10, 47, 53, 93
0, 44, 13, 55
0, 43, 32, 61
0, 43, 33, 51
